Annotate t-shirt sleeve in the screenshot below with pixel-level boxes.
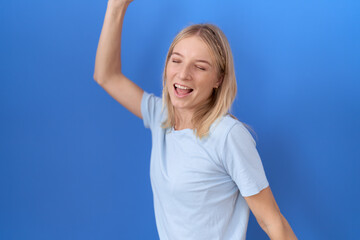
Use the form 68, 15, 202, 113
222, 123, 269, 197
141, 91, 164, 130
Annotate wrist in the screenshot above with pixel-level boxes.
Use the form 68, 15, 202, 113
107, 0, 131, 11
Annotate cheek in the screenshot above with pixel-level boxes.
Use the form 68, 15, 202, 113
166, 81, 172, 92
165, 76, 174, 94
199, 75, 217, 91
166, 66, 176, 78
164, 67, 172, 89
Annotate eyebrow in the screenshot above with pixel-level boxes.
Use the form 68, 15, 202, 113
172, 52, 213, 67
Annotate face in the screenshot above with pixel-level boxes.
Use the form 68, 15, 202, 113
166, 36, 222, 115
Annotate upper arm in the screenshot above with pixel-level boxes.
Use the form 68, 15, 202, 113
244, 186, 282, 228
95, 73, 144, 119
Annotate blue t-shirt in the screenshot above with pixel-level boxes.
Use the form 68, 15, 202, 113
141, 91, 269, 240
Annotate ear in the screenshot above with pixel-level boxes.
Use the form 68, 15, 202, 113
214, 75, 224, 89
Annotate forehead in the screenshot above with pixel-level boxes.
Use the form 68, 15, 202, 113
172, 36, 214, 61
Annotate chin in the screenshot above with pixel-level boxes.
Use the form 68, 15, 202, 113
170, 100, 184, 109
169, 98, 189, 111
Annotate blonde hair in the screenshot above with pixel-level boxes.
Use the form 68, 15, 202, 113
161, 23, 240, 139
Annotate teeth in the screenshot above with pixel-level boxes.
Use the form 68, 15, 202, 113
175, 84, 191, 90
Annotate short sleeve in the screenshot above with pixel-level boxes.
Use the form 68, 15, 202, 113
141, 91, 164, 130
222, 123, 269, 197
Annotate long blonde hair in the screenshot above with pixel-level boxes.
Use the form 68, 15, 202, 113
161, 23, 239, 139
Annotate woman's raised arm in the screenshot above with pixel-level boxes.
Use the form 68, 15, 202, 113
93, 0, 144, 119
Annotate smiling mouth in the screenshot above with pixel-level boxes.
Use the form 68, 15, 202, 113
174, 83, 193, 97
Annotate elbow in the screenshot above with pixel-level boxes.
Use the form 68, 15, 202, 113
257, 211, 283, 234
261, 213, 297, 240
93, 64, 122, 84
93, 76, 104, 86
93, 72, 100, 84
93, 72, 124, 85
93, 68, 103, 83
93, 65, 108, 84
93, 71, 107, 85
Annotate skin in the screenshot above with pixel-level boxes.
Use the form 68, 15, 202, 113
93, 0, 143, 118
94, 0, 297, 239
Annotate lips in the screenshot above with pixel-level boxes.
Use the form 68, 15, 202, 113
174, 83, 193, 97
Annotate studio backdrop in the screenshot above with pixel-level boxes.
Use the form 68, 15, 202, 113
1, 0, 359, 239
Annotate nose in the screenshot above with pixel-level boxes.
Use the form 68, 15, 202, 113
178, 64, 191, 80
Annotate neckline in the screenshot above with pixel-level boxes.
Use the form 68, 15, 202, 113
170, 126, 194, 134
168, 114, 229, 135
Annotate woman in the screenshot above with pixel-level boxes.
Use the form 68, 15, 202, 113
94, 0, 298, 239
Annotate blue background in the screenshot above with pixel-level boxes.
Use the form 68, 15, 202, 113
1, 0, 359, 239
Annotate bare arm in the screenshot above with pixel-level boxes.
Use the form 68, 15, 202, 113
244, 186, 298, 240
93, 0, 144, 119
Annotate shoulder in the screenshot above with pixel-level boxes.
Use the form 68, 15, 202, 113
211, 114, 254, 144
141, 91, 167, 129
142, 91, 163, 109
200, 114, 255, 153
210, 115, 257, 158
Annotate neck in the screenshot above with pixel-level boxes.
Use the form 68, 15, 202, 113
174, 109, 194, 130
